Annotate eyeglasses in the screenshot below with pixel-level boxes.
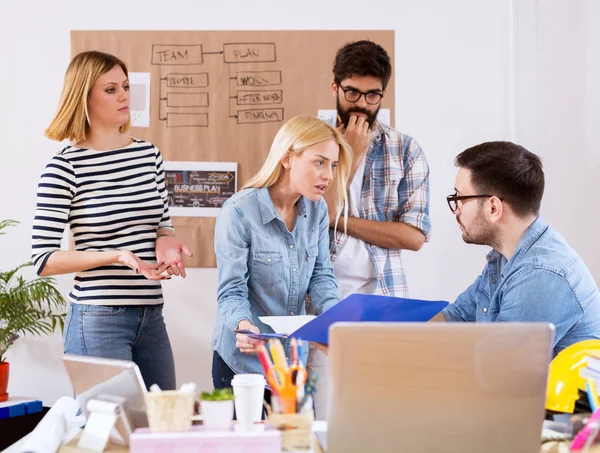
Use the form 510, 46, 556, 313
446, 193, 494, 213
338, 85, 383, 105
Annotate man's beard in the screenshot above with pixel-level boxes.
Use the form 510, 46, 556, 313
457, 211, 497, 246
337, 97, 380, 128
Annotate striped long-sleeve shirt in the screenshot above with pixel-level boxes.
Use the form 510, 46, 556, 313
31, 139, 173, 305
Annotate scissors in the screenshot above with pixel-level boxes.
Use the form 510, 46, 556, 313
266, 364, 307, 414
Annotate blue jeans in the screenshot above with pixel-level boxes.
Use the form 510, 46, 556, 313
64, 303, 176, 390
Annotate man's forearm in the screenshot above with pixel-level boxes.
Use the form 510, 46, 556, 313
343, 216, 426, 251
429, 312, 447, 322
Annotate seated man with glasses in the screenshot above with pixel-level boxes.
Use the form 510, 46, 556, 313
309, 40, 431, 420
431, 141, 600, 356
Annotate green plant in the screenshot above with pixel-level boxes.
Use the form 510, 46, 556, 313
0, 219, 67, 362
200, 388, 234, 401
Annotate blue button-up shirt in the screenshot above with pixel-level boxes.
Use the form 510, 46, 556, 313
212, 187, 339, 374
442, 217, 600, 356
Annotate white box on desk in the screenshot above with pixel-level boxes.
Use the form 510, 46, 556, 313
130, 424, 281, 453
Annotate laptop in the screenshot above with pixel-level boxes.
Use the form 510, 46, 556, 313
325, 322, 555, 453
63, 354, 148, 442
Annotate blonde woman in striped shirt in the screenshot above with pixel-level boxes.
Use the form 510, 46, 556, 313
32, 51, 191, 390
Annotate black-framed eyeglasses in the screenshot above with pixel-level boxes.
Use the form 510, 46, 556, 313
446, 193, 495, 213
338, 85, 383, 105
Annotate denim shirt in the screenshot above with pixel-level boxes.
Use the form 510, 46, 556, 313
212, 187, 339, 374
442, 217, 600, 356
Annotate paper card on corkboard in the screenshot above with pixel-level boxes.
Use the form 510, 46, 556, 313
71, 30, 395, 267
163, 161, 237, 217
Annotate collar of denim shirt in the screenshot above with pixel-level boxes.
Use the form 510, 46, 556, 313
485, 216, 549, 267
257, 187, 308, 225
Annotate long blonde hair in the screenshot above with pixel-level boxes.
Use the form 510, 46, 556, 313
244, 115, 352, 231
45, 51, 131, 142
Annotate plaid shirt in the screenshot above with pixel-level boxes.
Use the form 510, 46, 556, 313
327, 117, 431, 297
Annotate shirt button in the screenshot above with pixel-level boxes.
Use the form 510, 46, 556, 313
291, 311, 295, 315
292, 291, 296, 294
268, 258, 272, 262
293, 268, 297, 272
492, 279, 496, 284
483, 307, 488, 313
290, 245, 294, 249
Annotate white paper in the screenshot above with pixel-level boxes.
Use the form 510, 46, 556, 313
317, 108, 391, 127
313, 421, 328, 452
163, 161, 237, 217
258, 315, 315, 334
129, 72, 151, 128
19, 396, 80, 453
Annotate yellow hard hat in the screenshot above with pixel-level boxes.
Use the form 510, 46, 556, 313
546, 340, 600, 413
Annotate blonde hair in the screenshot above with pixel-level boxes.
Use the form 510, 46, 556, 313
244, 115, 352, 231
45, 51, 131, 142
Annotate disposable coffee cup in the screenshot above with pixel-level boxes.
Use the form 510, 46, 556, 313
231, 374, 265, 429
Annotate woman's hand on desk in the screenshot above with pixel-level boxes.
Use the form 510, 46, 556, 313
235, 320, 265, 354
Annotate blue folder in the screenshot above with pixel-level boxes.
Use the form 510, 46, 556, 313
0, 399, 43, 419
291, 293, 449, 344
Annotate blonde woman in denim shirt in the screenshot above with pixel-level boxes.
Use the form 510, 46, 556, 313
212, 116, 351, 394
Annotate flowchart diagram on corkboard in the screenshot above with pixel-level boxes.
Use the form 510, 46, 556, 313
71, 30, 395, 267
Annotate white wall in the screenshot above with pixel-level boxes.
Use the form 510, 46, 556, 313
1, 0, 597, 406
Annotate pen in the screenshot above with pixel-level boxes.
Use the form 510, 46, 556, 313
297, 339, 304, 367
291, 337, 299, 365
570, 406, 600, 451
269, 339, 287, 368
256, 344, 273, 376
587, 379, 600, 412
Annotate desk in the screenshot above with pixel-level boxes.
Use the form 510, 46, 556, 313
2, 432, 325, 453
5, 427, 599, 453
56, 435, 325, 453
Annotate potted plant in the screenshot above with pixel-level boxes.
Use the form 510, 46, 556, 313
200, 388, 235, 430
0, 219, 67, 401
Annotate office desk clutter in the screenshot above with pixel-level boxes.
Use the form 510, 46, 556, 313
547, 340, 600, 414
130, 380, 281, 453
257, 338, 315, 451
199, 388, 234, 430
230, 373, 266, 429
540, 340, 600, 452
144, 383, 196, 433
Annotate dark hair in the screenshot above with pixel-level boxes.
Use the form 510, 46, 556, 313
455, 141, 545, 217
333, 40, 392, 90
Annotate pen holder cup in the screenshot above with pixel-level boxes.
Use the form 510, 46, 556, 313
267, 411, 314, 451
145, 390, 195, 433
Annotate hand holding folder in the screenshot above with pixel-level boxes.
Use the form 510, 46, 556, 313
233, 294, 449, 344
233, 329, 287, 341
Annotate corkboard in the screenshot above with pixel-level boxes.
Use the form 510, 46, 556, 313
71, 30, 395, 267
